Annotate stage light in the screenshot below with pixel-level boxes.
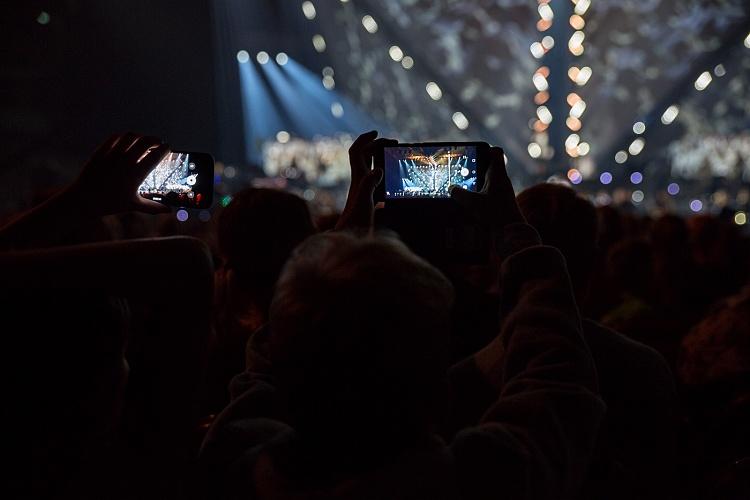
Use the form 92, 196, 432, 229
569, 31, 585, 48
567, 93, 581, 106
176, 209, 189, 222
452, 112, 469, 130
37, 11, 50, 25
535, 91, 550, 105
568, 67, 580, 81
661, 105, 679, 124
694, 71, 712, 91
600, 172, 613, 185
735, 212, 747, 226
567, 168, 582, 184
426, 82, 442, 100
276, 52, 289, 65
537, 66, 551, 78
389, 45, 404, 62
630, 172, 643, 184
362, 15, 378, 33
615, 151, 628, 164
667, 183, 680, 195
632, 190, 644, 203
401, 56, 414, 69
312, 34, 326, 52
533, 73, 549, 91
574, 0, 590, 15
256, 51, 270, 64
541, 36, 555, 50
331, 102, 344, 118
528, 143, 542, 158
570, 45, 584, 56
690, 200, 703, 212
236, 50, 250, 63
322, 75, 335, 89
276, 130, 290, 143
537, 19, 552, 31
745, 33, 750, 48
301, 1, 316, 20
569, 14, 585, 30
570, 99, 586, 118
565, 134, 580, 149
633, 121, 646, 134
537, 106, 553, 124
566, 116, 582, 131
714, 64, 726, 77
322, 66, 334, 77
538, 4, 553, 21
575, 66, 592, 85
577, 142, 590, 156
629, 138, 645, 156
530, 42, 545, 59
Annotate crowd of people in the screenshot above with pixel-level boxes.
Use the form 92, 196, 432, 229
2, 131, 749, 499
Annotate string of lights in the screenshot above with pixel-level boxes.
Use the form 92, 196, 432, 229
564, 0, 591, 186
528, 1, 554, 165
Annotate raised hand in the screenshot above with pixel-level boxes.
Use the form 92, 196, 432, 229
65, 132, 171, 216
336, 131, 397, 230
449, 147, 524, 234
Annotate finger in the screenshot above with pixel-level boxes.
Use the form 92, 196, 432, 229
449, 184, 483, 213
91, 133, 123, 161
127, 136, 163, 162
349, 130, 379, 154
134, 197, 172, 215
486, 147, 512, 197
366, 138, 398, 171
114, 132, 140, 152
348, 131, 379, 179
136, 144, 170, 176
361, 168, 383, 195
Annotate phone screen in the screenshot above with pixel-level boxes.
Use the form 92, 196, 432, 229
138, 151, 213, 208
383, 144, 479, 199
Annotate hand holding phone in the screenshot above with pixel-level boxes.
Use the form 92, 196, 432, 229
138, 151, 214, 209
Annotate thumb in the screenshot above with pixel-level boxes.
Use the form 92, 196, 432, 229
360, 168, 383, 197
450, 184, 482, 211
135, 198, 172, 215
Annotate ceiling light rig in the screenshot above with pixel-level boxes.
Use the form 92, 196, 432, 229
567, 0, 591, 167
528, 1, 555, 163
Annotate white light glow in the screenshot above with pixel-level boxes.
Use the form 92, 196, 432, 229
256, 51, 270, 64
745, 32, 750, 48
694, 71, 712, 91
452, 112, 469, 130
322, 75, 335, 89
661, 105, 680, 125
541, 36, 555, 50
615, 150, 628, 164
577, 142, 590, 156
276, 131, 290, 143
533, 73, 549, 91
569, 31, 585, 50
331, 102, 344, 118
426, 81, 443, 100
565, 134, 581, 149
302, 1, 316, 20
575, 66, 592, 85
714, 64, 726, 77
530, 42, 545, 59
537, 106, 553, 124
401, 56, 414, 69
362, 15, 378, 33
528, 143, 542, 158
538, 4, 554, 21
574, 0, 591, 15
236, 50, 249, 63
633, 121, 646, 134
629, 137, 645, 156
276, 52, 289, 65
312, 34, 326, 52
389, 45, 404, 62
570, 100, 586, 118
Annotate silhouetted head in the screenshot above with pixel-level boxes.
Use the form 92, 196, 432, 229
517, 183, 598, 298
268, 232, 454, 456
218, 188, 315, 300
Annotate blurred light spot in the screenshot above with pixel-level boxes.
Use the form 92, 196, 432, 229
322, 75, 335, 89
600, 172, 613, 185
744, 33, 750, 48
276, 130, 290, 143
694, 71, 712, 91
690, 200, 703, 212
534, 91, 550, 105
537, 19, 552, 31
567, 168, 582, 184
452, 112, 469, 130
389, 45, 404, 62
537, 106, 553, 124
569, 14, 585, 30
541, 36, 555, 50
667, 183, 680, 195
714, 64, 726, 77
530, 42, 545, 59
303, 189, 316, 201
735, 211, 747, 225
302, 1, 316, 19
401, 56, 414, 69
198, 210, 211, 222
615, 150, 628, 164
276, 52, 289, 65
331, 102, 344, 118
220, 195, 232, 208
538, 4, 554, 21
528, 143, 542, 158
575, 66, 592, 85
176, 209, 189, 222
633, 121, 646, 134
577, 142, 590, 156
661, 105, 679, 124
570, 99, 586, 118
565, 134, 580, 149
630, 172, 643, 184
37, 11, 50, 25
236, 50, 249, 63
312, 34, 326, 52
574, 0, 591, 15
566, 116, 582, 131
256, 51, 270, 64
632, 190, 644, 203
533, 73, 549, 91
629, 138, 645, 156
567, 93, 581, 106
426, 81, 442, 100
224, 166, 236, 178
362, 15, 378, 33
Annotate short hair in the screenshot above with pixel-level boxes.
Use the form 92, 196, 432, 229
517, 183, 598, 289
269, 232, 454, 444
217, 188, 315, 291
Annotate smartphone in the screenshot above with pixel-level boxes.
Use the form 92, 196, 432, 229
138, 151, 214, 209
375, 141, 489, 202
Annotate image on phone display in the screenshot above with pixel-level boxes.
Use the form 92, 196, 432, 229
138, 151, 213, 208
384, 145, 479, 199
